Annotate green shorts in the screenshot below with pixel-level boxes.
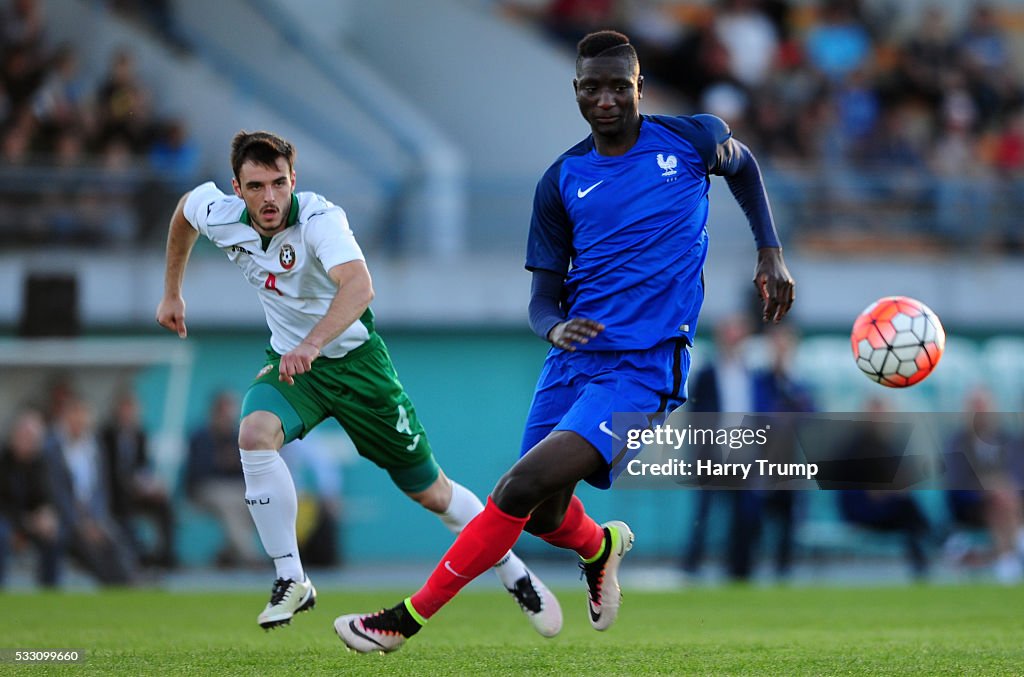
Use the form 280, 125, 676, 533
240, 333, 439, 493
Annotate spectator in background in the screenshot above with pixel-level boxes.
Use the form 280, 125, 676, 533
671, 23, 742, 115
31, 44, 90, 134
2, 44, 45, 113
99, 389, 176, 569
986, 107, 1024, 252
834, 65, 880, 159
943, 387, 1024, 584
990, 108, 1024, 176
0, 0, 46, 54
46, 395, 137, 585
895, 6, 958, 108
42, 375, 76, 426
836, 397, 932, 580
929, 80, 992, 245
95, 48, 154, 153
713, 0, 778, 90
682, 314, 761, 581
750, 323, 816, 580
184, 391, 262, 568
802, 1, 872, 83
148, 118, 200, 182
0, 408, 64, 588
957, 2, 1018, 128
682, 319, 815, 582
0, 115, 33, 164
51, 125, 85, 167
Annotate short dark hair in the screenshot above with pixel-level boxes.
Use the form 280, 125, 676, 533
230, 130, 296, 179
575, 30, 638, 75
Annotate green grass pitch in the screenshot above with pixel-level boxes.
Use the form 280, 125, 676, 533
2, 584, 1022, 675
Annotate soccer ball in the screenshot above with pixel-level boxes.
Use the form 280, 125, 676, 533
851, 296, 945, 387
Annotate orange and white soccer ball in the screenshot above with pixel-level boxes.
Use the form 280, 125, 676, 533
851, 296, 946, 387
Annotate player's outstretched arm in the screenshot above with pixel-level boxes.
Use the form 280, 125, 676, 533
691, 115, 795, 324
156, 191, 198, 339
753, 247, 795, 323
278, 260, 374, 385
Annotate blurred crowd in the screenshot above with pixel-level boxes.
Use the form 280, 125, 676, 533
505, 0, 1024, 252
0, 0, 198, 246
0, 379, 344, 589
3, 0, 1024, 253
679, 313, 1024, 585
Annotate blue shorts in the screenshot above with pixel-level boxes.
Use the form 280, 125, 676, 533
520, 338, 690, 489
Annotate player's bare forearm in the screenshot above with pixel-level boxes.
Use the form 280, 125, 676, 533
306, 260, 374, 350
156, 192, 197, 338
753, 247, 795, 323
278, 260, 374, 384
162, 192, 198, 297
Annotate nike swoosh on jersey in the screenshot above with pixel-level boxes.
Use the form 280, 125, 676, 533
598, 420, 622, 441
577, 180, 604, 198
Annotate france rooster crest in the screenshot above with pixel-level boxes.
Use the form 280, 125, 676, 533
656, 153, 677, 177
279, 243, 296, 270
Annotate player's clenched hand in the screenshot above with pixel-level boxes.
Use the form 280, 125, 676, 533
548, 318, 604, 351
279, 342, 320, 385
753, 247, 795, 323
156, 295, 188, 338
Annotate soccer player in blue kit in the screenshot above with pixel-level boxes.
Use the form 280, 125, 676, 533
335, 30, 795, 652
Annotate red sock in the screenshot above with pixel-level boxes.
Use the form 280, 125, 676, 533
409, 497, 528, 619
537, 495, 604, 560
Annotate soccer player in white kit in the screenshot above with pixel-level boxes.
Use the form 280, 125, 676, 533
156, 131, 561, 637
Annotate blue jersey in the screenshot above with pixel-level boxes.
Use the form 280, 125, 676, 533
526, 114, 776, 351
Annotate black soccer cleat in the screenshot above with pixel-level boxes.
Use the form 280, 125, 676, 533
334, 601, 422, 654
579, 521, 634, 631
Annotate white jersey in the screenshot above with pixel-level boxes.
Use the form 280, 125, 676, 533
184, 181, 370, 358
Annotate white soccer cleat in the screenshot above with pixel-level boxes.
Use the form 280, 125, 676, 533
579, 520, 634, 631
334, 603, 421, 654
506, 568, 563, 638
257, 577, 316, 629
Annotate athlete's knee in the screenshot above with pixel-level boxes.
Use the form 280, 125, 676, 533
407, 472, 452, 513
491, 467, 549, 516
238, 411, 284, 450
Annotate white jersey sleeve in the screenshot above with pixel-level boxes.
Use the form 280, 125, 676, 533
303, 206, 364, 272
182, 181, 232, 238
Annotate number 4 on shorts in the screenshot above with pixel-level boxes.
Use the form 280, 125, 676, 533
396, 405, 420, 451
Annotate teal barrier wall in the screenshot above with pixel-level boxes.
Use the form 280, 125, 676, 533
133, 329, 968, 567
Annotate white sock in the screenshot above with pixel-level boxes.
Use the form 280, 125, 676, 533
438, 480, 528, 587
240, 449, 304, 582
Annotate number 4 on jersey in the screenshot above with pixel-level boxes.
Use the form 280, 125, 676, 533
264, 273, 283, 296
